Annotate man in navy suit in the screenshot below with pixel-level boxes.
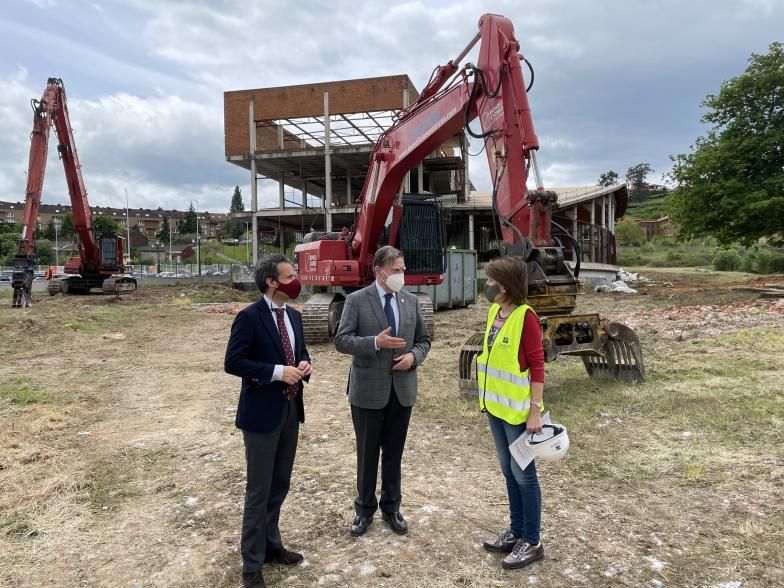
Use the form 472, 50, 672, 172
225, 254, 312, 588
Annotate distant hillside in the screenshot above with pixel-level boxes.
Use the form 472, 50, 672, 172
624, 191, 670, 219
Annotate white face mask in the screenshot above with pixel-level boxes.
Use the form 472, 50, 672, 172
383, 270, 405, 293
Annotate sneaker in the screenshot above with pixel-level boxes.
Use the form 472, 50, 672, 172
502, 539, 544, 570
483, 528, 520, 553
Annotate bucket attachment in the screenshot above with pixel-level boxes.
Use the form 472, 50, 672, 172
457, 315, 644, 395
581, 322, 644, 383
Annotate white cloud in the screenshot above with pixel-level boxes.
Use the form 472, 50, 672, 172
3, 0, 784, 217
0, 70, 239, 213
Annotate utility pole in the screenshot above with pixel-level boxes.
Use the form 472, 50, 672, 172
54, 220, 59, 268
169, 216, 173, 271
195, 200, 201, 276
124, 187, 131, 263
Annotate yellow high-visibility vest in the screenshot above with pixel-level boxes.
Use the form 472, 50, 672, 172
477, 303, 541, 425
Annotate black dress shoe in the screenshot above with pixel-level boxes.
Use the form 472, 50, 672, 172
350, 515, 372, 536
265, 547, 304, 566
382, 511, 408, 535
242, 571, 266, 588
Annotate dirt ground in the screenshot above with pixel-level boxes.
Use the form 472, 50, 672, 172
1, 269, 783, 587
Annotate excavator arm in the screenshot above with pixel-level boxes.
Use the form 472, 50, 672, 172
296, 14, 644, 383
12, 78, 134, 307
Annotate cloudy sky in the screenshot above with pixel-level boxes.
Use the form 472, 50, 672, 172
0, 0, 780, 214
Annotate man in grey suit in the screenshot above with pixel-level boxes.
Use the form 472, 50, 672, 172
335, 245, 431, 537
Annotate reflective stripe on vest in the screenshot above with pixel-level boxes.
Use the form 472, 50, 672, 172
477, 364, 531, 388
477, 302, 541, 425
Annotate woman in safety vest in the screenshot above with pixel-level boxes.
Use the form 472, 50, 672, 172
478, 256, 546, 570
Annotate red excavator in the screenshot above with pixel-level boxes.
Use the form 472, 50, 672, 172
293, 14, 644, 384
11, 78, 135, 308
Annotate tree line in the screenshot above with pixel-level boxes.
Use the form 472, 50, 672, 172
601, 42, 783, 247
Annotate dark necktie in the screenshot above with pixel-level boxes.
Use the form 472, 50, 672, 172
273, 308, 298, 398
384, 293, 397, 337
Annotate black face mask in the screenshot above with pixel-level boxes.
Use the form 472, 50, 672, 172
484, 282, 502, 304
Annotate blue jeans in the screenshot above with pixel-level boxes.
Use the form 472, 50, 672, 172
487, 412, 541, 544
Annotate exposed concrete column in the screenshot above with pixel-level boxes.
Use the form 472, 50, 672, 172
402, 88, 410, 194
601, 195, 607, 229
417, 162, 424, 193
609, 193, 615, 233
324, 91, 332, 232
279, 173, 285, 210
346, 166, 352, 206
249, 96, 258, 266
302, 180, 308, 208
571, 208, 578, 259
468, 214, 475, 250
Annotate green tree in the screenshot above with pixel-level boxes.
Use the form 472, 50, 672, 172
626, 163, 654, 201
0, 221, 19, 235
669, 42, 784, 245
0, 232, 19, 260
93, 214, 120, 235
60, 212, 75, 240
34, 242, 55, 266
615, 219, 646, 245
178, 204, 197, 234
598, 170, 619, 186
157, 216, 171, 244
43, 219, 56, 240
224, 185, 246, 240
230, 185, 245, 213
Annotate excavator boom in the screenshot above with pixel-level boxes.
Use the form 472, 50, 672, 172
11, 78, 135, 307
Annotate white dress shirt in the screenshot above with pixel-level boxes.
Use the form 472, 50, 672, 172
374, 280, 400, 351
264, 294, 295, 382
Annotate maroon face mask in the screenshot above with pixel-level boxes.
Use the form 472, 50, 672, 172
274, 278, 302, 300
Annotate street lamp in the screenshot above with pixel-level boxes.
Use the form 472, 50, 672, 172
155, 240, 161, 274
124, 187, 131, 263
54, 220, 60, 268
194, 200, 201, 276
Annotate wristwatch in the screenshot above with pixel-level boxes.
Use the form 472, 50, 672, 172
530, 400, 542, 411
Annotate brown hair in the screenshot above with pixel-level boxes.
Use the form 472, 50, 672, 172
485, 256, 528, 305
374, 245, 403, 268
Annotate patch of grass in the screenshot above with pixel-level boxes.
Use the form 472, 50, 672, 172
0, 512, 39, 538
80, 470, 143, 511
0, 376, 49, 404
625, 191, 670, 219
65, 320, 97, 332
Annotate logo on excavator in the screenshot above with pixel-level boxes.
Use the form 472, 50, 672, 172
483, 102, 504, 127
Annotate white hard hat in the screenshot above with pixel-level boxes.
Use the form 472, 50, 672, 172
525, 423, 569, 461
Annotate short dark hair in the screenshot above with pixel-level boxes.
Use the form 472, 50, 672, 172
254, 254, 290, 293
485, 256, 528, 305
374, 245, 403, 268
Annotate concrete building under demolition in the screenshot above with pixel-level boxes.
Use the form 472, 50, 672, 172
223, 74, 626, 283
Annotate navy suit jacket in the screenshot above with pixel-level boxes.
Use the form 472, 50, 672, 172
224, 298, 309, 433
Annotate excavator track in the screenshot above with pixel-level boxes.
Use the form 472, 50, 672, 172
302, 293, 342, 344
414, 293, 436, 340
48, 278, 67, 296
102, 276, 137, 296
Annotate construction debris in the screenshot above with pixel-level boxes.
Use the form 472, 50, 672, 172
595, 280, 638, 294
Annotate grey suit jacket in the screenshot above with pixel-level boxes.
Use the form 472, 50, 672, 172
335, 284, 431, 409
